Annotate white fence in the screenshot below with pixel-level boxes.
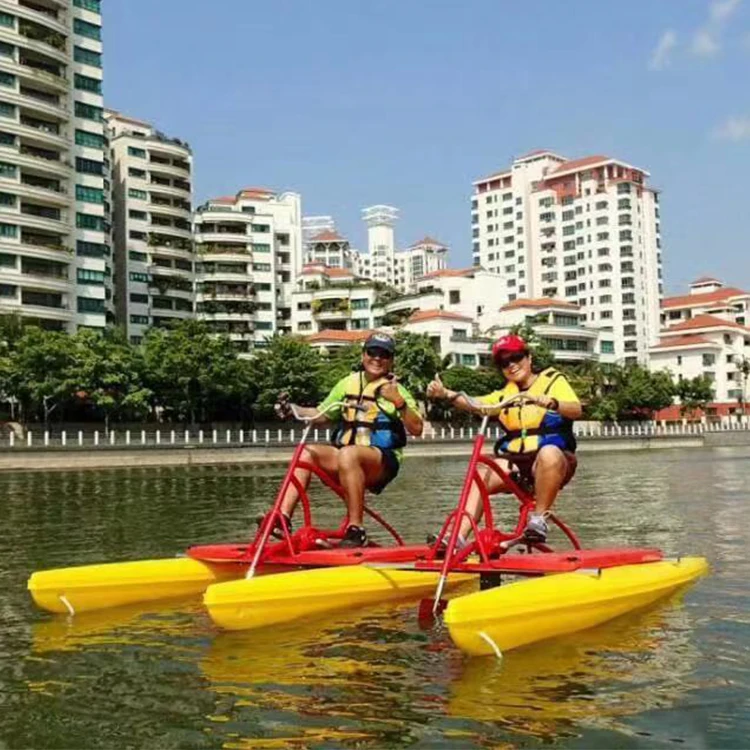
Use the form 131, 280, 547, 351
1, 419, 748, 450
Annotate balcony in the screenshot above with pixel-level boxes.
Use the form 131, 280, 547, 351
17, 20, 68, 61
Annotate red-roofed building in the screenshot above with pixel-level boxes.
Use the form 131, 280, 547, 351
471, 149, 661, 364
650, 280, 750, 415
305, 329, 375, 352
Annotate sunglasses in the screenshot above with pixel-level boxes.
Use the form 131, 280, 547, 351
497, 351, 527, 368
365, 347, 393, 359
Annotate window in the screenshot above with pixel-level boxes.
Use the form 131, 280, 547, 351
130, 314, 149, 325
596, 216, 609, 225
77, 296, 105, 313
76, 157, 104, 175
256, 321, 273, 330
251, 243, 270, 253
75, 0, 101, 11
562, 210, 574, 221
351, 298, 369, 310
562, 225, 575, 236
0, 190, 13, 206
74, 101, 103, 121
617, 183, 631, 194
128, 250, 147, 262
77, 268, 106, 285
702, 353, 716, 367
128, 167, 146, 178
128, 146, 146, 158
128, 188, 147, 200
0, 71, 14, 89
129, 230, 146, 241
252, 263, 271, 272
0, 222, 17, 237
599, 294, 612, 303
596, 232, 609, 241
74, 18, 101, 40
251, 224, 270, 233
0, 101, 16, 118
128, 293, 148, 305
128, 209, 147, 221
503, 192, 513, 201
76, 184, 104, 204
74, 46, 102, 68
74, 73, 102, 94
599, 279, 611, 288
75, 129, 105, 149
461, 354, 477, 367
601, 310, 613, 319
76, 240, 107, 258
129, 272, 149, 283
0, 131, 13, 146
76, 212, 104, 231
0, 42, 13, 59
448, 290, 461, 304
601, 341, 614, 354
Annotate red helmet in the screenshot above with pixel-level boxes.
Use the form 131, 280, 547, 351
491, 334, 528, 364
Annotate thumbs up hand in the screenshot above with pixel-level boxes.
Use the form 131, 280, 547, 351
426, 373, 448, 401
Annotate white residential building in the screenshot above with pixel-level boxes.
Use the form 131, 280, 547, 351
291, 263, 378, 335
472, 150, 662, 365
0, 0, 110, 332
414, 267, 505, 321
105, 110, 193, 343
482, 298, 602, 363
193, 187, 302, 353
362, 204, 397, 286
304, 229, 353, 269
649, 278, 750, 419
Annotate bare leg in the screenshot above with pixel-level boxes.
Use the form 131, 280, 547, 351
280, 444, 340, 518
457, 457, 510, 539
531, 446, 570, 514
336, 446, 386, 527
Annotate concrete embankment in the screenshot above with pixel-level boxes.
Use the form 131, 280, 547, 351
0, 431, 744, 472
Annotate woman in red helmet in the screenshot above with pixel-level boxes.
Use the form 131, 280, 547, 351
426, 334, 582, 544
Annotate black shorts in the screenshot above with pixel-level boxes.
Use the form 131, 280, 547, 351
369, 448, 400, 495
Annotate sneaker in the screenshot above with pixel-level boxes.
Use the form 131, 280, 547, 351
339, 525, 368, 548
524, 514, 548, 544
256, 512, 292, 540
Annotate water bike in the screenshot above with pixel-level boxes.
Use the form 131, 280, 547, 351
27, 400, 464, 616
28, 395, 707, 658
198, 393, 707, 655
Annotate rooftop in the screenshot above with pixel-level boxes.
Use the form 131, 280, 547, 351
309, 230, 347, 243
499, 297, 579, 312
417, 267, 474, 281
662, 286, 748, 309
407, 309, 473, 323
650, 334, 718, 350
665, 313, 750, 333
410, 236, 447, 248
300, 263, 353, 278
306, 329, 374, 344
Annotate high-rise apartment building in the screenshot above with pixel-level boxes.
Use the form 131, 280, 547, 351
472, 150, 662, 364
0, 0, 110, 331
193, 187, 302, 353
105, 109, 193, 343
362, 204, 397, 285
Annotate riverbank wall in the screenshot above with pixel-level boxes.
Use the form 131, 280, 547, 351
0, 423, 747, 472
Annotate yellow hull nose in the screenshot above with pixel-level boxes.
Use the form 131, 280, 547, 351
444, 557, 709, 656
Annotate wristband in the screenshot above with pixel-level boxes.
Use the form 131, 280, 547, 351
393, 399, 407, 411
549, 397, 559, 412
447, 392, 460, 404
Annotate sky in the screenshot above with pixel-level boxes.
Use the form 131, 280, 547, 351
103, 0, 750, 294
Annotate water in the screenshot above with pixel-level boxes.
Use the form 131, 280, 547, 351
1, 447, 749, 748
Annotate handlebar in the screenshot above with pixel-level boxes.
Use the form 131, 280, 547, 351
456, 391, 537, 415
288, 400, 364, 423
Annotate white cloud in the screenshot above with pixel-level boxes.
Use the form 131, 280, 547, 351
692, 0, 742, 57
692, 29, 721, 56
649, 30, 678, 70
713, 116, 750, 140
710, 0, 741, 22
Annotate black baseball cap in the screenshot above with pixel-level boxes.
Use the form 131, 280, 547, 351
363, 332, 396, 354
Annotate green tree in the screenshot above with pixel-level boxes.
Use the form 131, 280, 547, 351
319, 344, 362, 393
613, 365, 675, 421
247, 333, 324, 419
5, 326, 75, 424
142, 320, 251, 424
427, 365, 505, 423
674, 374, 714, 418
392, 331, 442, 408
68, 328, 152, 434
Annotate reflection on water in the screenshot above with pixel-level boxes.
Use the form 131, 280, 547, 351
2, 447, 750, 747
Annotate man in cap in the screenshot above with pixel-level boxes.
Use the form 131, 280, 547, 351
426, 334, 582, 544
273, 332, 423, 547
